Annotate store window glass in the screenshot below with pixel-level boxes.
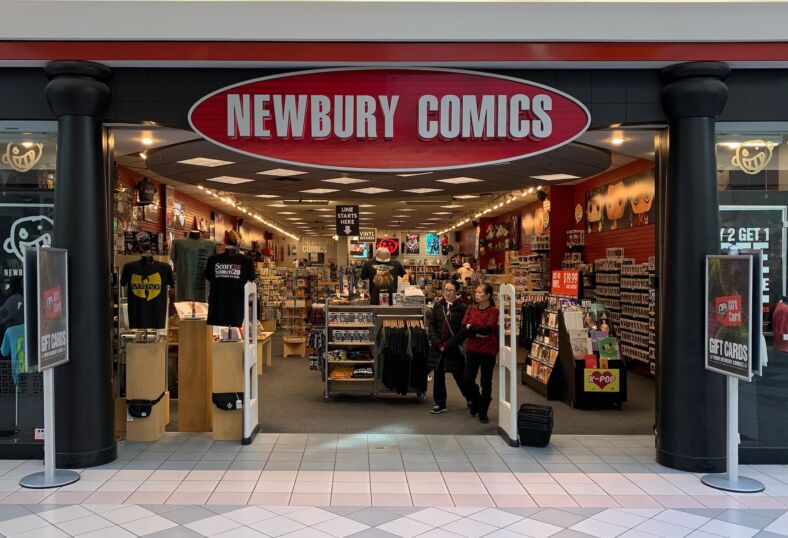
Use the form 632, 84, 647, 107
716, 124, 788, 461
0, 122, 56, 453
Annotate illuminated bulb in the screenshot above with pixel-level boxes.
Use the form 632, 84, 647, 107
610, 137, 625, 145
141, 137, 154, 146
528, 188, 534, 193
21, 142, 34, 148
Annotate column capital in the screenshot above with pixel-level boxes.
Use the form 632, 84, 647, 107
44, 60, 111, 118
661, 61, 730, 120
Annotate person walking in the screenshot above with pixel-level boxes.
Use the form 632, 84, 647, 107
461, 283, 499, 424
427, 280, 471, 414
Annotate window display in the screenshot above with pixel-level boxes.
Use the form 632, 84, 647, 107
120, 256, 174, 329
171, 232, 216, 302
205, 248, 255, 327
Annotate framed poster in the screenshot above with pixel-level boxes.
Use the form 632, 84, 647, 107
403, 233, 420, 255
425, 233, 441, 256
705, 255, 753, 380
143, 202, 159, 224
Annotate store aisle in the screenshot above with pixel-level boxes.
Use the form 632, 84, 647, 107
258, 332, 655, 435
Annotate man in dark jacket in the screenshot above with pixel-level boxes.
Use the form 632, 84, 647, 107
428, 280, 471, 414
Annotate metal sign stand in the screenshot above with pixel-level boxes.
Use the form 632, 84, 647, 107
701, 376, 764, 493
20, 369, 80, 488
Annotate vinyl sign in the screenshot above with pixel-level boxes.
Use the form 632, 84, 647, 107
189, 68, 591, 172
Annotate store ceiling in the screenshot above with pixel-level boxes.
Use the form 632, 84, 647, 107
113, 125, 657, 236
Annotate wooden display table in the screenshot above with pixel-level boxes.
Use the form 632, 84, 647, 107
257, 331, 273, 370
126, 341, 168, 441
178, 319, 213, 432
212, 341, 244, 441
282, 336, 306, 358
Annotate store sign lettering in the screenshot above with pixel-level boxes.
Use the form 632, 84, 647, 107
583, 369, 619, 392
189, 68, 590, 172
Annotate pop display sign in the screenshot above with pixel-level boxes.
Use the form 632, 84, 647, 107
705, 255, 753, 381
188, 68, 591, 172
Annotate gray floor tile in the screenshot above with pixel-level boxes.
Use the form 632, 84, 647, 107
265, 462, 302, 471
144, 527, 204, 538
610, 464, 652, 474
528, 508, 588, 527
0, 505, 34, 520
499, 508, 542, 517
325, 507, 364, 516
158, 461, 197, 470
556, 508, 605, 517
192, 460, 233, 470
161, 506, 218, 524
437, 463, 475, 472
574, 463, 617, 473
229, 461, 267, 471
347, 528, 401, 538
346, 507, 402, 526
403, 464, 441, 472
299, 462, 335, 471
205, 505, 248, 515
472, 465, 511, 472
551, 529, 596, 538
141, 505, 185, 515
756, 532, 788, 538
505, 464, 547, 473
123, 461, 163, 470
714, 509, 784, 530
674, 508, 726, 518
382, 507, 422, 516
541, 464, 582, 473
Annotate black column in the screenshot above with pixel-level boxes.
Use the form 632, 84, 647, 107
657, 62, 729, 472
45, 61, 116, 468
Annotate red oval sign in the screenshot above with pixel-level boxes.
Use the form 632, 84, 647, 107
189, 68, 591, 172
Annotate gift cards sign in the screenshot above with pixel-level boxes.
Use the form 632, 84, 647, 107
188, 68, 591, 172
584, 369, 619, 392
715, 295, 743, 327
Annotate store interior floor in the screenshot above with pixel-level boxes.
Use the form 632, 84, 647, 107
255, 332, 655, 436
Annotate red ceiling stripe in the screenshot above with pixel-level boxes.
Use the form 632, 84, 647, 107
1, 41, 788, 62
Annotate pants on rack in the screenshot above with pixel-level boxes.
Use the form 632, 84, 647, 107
464, 352, 496, 418
433, 356, 467, 407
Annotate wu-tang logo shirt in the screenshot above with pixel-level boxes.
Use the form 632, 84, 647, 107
205, 251, 255, 327
121, 260, 174, 329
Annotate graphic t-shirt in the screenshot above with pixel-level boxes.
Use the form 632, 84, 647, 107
774, 301, 788, 353
121, 260, 175, 329
205, 252, 255, 327
1, 324, 27, 385
171, 238, 216, 302
360, 259, 406, 305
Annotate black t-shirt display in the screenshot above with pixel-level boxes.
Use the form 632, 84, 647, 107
121, 259, 174, 329
205, 251, 255, 327
171, 237, 216, 302
360, 258, 406, 305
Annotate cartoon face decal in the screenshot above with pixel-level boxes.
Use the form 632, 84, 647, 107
604, 182, 627, 230
3, 215, 53, 261
2, 143, 44, 173
575, 204, 584, 223
731, 140, 775, 175
587, 194, 604, 232
629, 179, 655, 226
522, 213, 534, 237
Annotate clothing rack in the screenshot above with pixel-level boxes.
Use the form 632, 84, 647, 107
375, 306, 429, 399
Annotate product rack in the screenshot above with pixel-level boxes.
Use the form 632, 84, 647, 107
522, 298, 569, 400
618, 259, 657, 374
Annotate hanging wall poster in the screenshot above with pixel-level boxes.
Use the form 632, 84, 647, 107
403, 234, 420, 255
376, 237, 400, 256
586, 169, 655, 233
705, 255, 753, 380
425, 233, 441, 256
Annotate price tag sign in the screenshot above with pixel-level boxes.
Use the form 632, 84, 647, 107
551, 270, 580, 297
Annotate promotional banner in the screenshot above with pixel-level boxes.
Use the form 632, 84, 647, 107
720, 205, 786, 333
189, 68, 591, 172
705, 255, 752, 380
37, 248, 69, 370
583, 369, 620, 392
551, 270, 580, 297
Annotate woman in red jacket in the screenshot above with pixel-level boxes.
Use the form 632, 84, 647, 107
462, 283, 499, 424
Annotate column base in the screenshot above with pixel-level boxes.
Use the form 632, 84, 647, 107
657, 447, 725, 473
57, 444, 117, 469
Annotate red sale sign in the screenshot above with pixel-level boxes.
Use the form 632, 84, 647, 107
551, 270, 580, 297
188, 68, 591, 172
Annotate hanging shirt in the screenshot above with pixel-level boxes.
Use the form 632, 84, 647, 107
360, 259, 406, 305
774, 301, 788, 353
0, 293, 23, 327
205, 251, 255, 327
121, 259, 174, 329
171, 237, 216, 302
1, 324, 26, 385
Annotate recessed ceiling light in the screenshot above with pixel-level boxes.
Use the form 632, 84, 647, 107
319, 214, 334, 218
141, 137, 154, 146
268, 202, 286, 207
359, 204, 376, 208
300, 188, 339, 194
399, 208, 416, 212
206, 176, 254, 185
426, 217, 442, 221
255, 194, 280, 198
530, 174, 581, 181
402, 188, 443, 194
454, 194, 480, 199
360, 211, 374, 215
178, 157, 234, 167
434, 212, 452, 215
442, 204, 463, 209
610, 138, 626, 145
436, 177, 483, 184
322, 177, 368, 184
393, 215, 408, 218
257, 168, 306, 176
397, 172, 433, 177
286, 218, 303, 221
277, 211, 296, 215
314, 208, 334, 212
352, 187, 392, 194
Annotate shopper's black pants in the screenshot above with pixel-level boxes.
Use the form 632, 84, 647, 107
433, 356, 467, 407
464, 352, 496, 417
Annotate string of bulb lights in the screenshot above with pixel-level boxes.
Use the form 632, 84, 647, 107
196, 185, 300, 240
437, 186, 545, 236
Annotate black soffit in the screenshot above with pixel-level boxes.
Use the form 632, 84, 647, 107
145, 139, 612, 199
